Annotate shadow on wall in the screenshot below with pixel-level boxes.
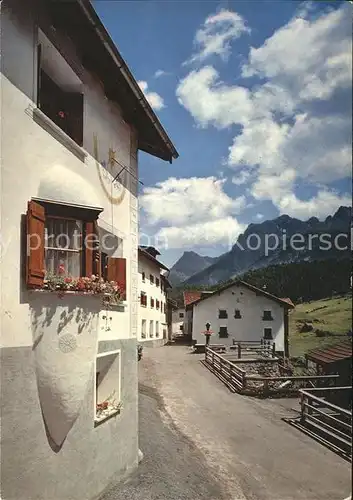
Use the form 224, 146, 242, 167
29, 293, 100, 452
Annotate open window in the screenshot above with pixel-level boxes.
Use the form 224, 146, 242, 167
95, 350, 121, 425
141, 319, 147, 339
37, 30, 83, 146
26, 199, 126, 299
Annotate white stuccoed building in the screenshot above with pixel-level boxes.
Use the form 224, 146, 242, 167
0, 1, 178, 499
187, 281, 294, 356
138, 246, 171, 346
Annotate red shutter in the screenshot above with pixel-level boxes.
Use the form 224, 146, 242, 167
26, 200, 45, 287
107, 257, 127, 300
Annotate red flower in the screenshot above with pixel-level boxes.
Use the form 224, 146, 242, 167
65, 277, 72, 283
58, 111, 65, 118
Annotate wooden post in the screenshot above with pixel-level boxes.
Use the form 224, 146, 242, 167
300, 392, 305, 424
272, 343, 276, 358
237, 343, 241, 359
242, 372, 247, 392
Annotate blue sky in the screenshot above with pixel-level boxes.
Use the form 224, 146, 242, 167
94, 0, 352, 267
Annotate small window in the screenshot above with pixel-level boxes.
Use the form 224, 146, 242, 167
179, 312, 184, 319
149, 320, 154, 338
156, 321, 159, 338
95, 350, 121, 425
179, 324, 184, 331
264, 328, 273, 340
234, 309, 242, 319
156, 278, 160, 287
140, 292, 147, 306
142, 271, 145, 282
150, 298, 154, 308
156, 299, 160, 309
218, 309, 227, 319
141, 319, 146, 339
150, 274, 154, 284
219, 326, 228, 338
263, 310, 273, 321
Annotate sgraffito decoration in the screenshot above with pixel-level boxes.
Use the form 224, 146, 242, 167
93, 133, 127, 205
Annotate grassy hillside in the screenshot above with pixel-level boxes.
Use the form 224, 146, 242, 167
289, 295, 352, 358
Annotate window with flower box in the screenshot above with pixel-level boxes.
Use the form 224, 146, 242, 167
26, 199, 126, 299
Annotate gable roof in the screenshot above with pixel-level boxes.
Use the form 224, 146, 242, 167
306, 340, 352, 365
138, 247, 169, 272
183, 291, 202, 307
186, 280, 295, 309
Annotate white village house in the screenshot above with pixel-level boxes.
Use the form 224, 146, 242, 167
0, 1, 177, 499
186, 281, 294, 356
138, 246, 171, 346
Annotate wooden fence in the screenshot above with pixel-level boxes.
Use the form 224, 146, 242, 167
230, 339, 276, 359
204, 347, 339, 397
299, 387, 352, 458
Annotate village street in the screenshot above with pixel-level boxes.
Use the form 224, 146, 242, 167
101, 346, 351, 500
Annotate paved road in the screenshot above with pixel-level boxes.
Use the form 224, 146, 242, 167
102, 345, 351, 500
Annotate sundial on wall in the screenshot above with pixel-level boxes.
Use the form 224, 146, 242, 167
93, 133, 127, 205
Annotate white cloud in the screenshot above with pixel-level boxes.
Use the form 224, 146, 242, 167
140, 176, 246, 225
251, 169, 351, 219
140, 176, 247, 248
154, 69, 169, 78
177, 3, 352, 219
137, 80, 165, 110
156, 217, 245, 249
185, 9, 250, 65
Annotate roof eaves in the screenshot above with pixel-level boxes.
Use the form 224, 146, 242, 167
77, 0, 178, 162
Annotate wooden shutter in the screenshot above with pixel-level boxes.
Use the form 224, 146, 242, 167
26, 200, 45, 287
107, 257, 127, 300
65, 92, 83, 146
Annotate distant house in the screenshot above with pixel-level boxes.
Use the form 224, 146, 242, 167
186, 280, 294, 356
138, 246, 171, 346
